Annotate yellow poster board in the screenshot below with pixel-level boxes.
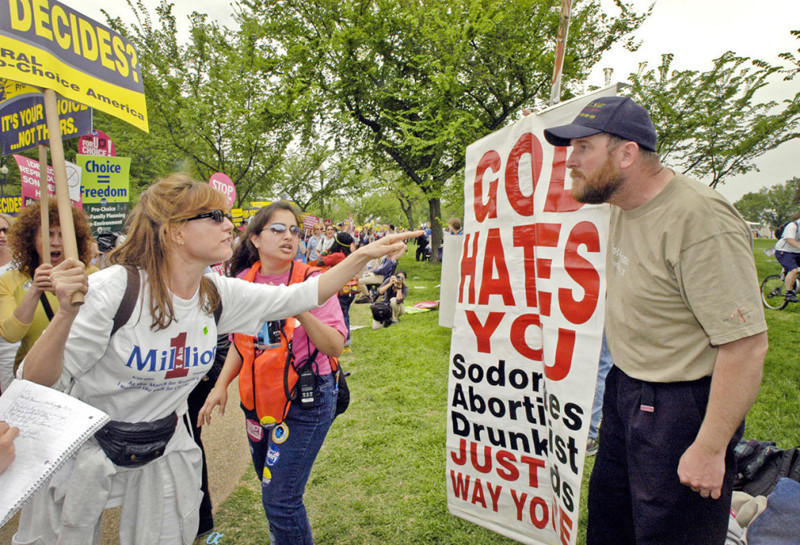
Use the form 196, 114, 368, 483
0, 0, 147, 131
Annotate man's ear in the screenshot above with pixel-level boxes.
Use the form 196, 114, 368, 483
616, 141, 640, 170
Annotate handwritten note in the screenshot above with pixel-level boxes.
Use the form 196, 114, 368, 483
0, 379, 109, 526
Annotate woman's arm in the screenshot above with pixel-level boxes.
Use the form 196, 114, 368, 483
21, 259, 88, 386
11, 266, 51, 326
296, 311, 344, 357
317, 231, 421, 304
198, 346, 243, 426
0, 266, 52, 342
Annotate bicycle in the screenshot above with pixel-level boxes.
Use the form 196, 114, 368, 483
761, 270, 800, 310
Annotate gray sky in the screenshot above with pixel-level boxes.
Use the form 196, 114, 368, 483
85, 0, 799, 204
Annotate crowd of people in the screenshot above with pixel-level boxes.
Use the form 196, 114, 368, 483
0, 175, 420, 545
0, 95, 772, 545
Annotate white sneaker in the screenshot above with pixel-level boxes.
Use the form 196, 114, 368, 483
586, 438, 599, 456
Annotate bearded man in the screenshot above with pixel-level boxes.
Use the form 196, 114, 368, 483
544, 96, 768, 545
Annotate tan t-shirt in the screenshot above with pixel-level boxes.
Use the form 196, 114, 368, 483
605, 174, 767, 382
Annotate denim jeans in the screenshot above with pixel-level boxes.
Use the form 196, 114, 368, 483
241, 373, 337, 545
338, 293, 355, 345
589, 333, 613, 441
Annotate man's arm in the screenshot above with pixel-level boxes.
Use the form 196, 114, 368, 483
783, 238, 800, 250
677, 331, 768, 498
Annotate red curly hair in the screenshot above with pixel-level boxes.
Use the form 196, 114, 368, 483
8, 201, 94, 278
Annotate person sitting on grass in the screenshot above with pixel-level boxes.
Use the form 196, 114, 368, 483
355, 255, 397, 303
372, 270, 408, 330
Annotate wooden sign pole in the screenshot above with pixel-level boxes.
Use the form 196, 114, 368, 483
37, 144, 50, 265
549, 0, 572, 106
42, 89, 82, 304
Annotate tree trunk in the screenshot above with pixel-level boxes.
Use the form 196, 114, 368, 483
402, 204, 415, 233
428, 197, 442, 264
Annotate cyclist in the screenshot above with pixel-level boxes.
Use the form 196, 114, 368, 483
774, 216, 800, 301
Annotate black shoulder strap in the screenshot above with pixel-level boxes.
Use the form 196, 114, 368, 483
39, 292, 55, 321
210, 280, 222, 325
110, 267, 224, 338
111, 266, 140, 337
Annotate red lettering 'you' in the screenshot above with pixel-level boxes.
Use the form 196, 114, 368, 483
465, 311, 504, 353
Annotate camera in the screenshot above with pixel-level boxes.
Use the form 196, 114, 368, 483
255, 320, 285, 351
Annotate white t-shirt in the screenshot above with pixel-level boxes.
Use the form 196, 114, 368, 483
58, 264, 320, 422
775, 221, 800, 253
317, 235, 335, 254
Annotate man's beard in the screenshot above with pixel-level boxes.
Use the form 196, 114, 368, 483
570, 157, 622, 204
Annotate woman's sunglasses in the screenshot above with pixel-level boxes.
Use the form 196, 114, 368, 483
186, 209, 233, 223
265, 223, 302, 237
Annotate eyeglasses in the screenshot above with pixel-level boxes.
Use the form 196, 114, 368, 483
186, 209, 232, 223
265, 223, 302, 237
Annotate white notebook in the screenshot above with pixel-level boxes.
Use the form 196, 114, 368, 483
0, 379, 110, 527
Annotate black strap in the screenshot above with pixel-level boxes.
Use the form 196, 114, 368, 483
110, 267, 223, 338
213, 288, 223, 325
111, 267, 141, 337
39, 292, 55, 321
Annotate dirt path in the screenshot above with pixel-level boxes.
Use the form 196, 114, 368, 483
0, 381, 250, 544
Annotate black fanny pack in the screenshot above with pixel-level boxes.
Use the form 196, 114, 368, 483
94, 412, 178, 468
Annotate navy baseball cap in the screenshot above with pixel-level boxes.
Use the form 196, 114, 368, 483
543, 96, 657, 151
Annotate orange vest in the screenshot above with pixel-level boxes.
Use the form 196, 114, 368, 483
235, 261, 337, 426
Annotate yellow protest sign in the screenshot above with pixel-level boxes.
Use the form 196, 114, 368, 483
0, 0, 148, 131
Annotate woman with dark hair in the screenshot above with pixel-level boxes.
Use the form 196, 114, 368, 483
316, 231, 357, 348
15, 175, 417, 545
0, 201, 95, 368
316, 231, 353, 268
198, 202, 346, 544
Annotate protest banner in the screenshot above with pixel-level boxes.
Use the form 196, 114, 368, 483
75, 154, 129, 236
232, 207, 258, 226
38, 144, 49, 262
13, 153, 80, 207
446, 86, 619, 545
209, 172, 236, 208
78, 128, 115, 156
303, 214, 320, 230
0, 195, 21, 214
0, 0, 148, 131
0, 78, 91, 155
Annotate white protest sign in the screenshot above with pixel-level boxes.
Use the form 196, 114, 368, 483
446, 86, 619, 545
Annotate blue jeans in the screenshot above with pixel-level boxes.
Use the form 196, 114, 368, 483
338, 293, 355, 346
241, 373, 337, 545
589, 333, 613, 441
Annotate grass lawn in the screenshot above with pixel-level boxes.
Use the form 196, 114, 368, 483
210, 239, 799, 544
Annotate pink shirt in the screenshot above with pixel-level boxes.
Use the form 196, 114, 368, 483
237, 266, 346, 375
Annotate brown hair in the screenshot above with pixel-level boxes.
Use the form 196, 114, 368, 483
108, 173, 228, 330
8, 201, 93, 278
228, 201, 302, 278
